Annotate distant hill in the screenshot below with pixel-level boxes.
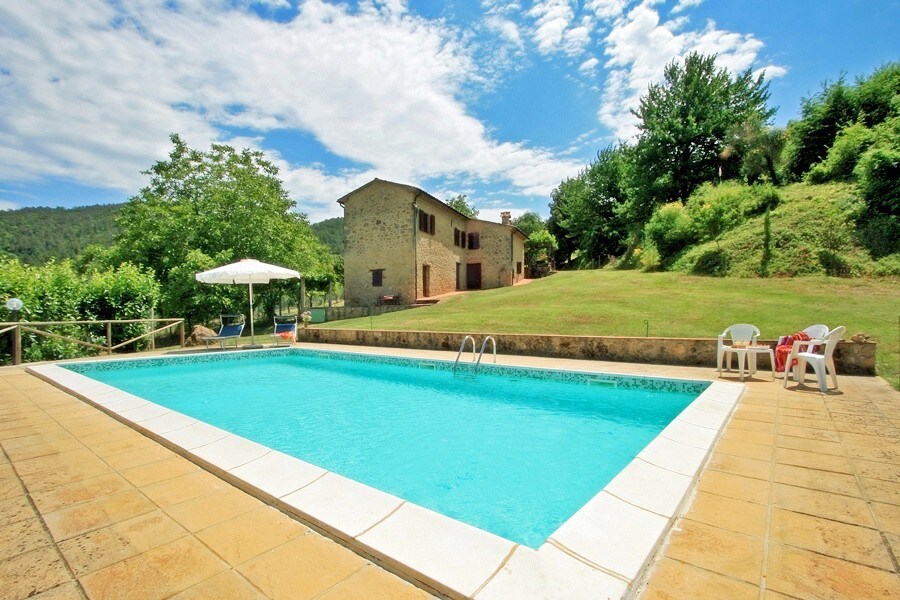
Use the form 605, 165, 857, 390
0, 203, 122, 265
311, 217, 343, 254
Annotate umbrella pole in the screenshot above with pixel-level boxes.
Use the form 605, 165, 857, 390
249, 282, 255, 344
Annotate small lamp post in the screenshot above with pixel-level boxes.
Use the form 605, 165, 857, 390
5, 298, 23, 365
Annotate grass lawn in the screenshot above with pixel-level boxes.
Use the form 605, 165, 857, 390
317, 271, 900, 388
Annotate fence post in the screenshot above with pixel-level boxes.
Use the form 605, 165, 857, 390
13, 325, 21, 365
106, 321, 112, 354
180, 321, 185, 347
149, 309, 156, 351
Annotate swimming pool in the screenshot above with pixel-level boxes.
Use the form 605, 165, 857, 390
31, 347, 743, 599
61, 349, 701, 547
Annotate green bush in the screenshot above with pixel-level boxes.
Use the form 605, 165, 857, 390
805, 122, 875, 182
684, 182, 781, 242
643, 203, 696, 261
691, 249, 730, 276
855, 145, 900, 257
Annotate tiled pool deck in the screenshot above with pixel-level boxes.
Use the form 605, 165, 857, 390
1, 343, 898, 599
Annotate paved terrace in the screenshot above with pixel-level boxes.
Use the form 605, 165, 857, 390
1, 344, 898, 599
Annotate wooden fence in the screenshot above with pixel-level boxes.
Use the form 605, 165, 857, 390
0, 318, 185, 365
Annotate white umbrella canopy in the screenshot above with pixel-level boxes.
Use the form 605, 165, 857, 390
196, 258, 301, 345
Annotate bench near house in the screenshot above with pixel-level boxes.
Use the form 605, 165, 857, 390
339, 178, 527, 307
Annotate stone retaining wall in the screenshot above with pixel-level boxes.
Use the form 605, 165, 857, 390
323, 305, 413, 322
299, 328, 877, 375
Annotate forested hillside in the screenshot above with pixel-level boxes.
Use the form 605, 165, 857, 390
0, 204, 121, 264
310, 217, 344, 254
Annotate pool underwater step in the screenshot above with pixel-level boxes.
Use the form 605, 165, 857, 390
27, 352, 744, 600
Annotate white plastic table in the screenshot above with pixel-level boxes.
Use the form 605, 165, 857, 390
721, 345, 776, 382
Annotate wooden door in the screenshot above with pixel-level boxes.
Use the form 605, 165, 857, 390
422, 265, 430, 297
466, 263, 481, 289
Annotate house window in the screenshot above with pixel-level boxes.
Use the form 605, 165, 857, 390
467, 232, 480, 249
516, 261, 522, 274
371, 269, 384, 287
418, 210, 436, 235
454, 227, 467, 247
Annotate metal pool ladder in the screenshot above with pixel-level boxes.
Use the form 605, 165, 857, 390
475, 336, 496, 373
453, 335, 477, 372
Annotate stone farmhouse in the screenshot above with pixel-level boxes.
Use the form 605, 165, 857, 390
338, 179, 527, 307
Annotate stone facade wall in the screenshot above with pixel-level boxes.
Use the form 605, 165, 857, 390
299, 328, 877, 375
342, 183, 416, 307
416, 195, 467, 298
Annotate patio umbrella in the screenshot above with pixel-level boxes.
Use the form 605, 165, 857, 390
195, 258, 301, 345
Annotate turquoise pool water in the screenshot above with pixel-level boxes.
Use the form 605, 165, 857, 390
67, 351, 703, 547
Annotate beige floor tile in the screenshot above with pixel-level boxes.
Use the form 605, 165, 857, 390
0, 473, 25, 501
79, 536, 227, 600
767, 543, 900, 600
29, 581, 86, 600
850, 458, 900, 482
774, 447, 854, 474
0, 494, 36, 525
769, 508, 893, 571
708, 453, 771, 481
726, 419, 776, 434
102, 443, 176, 471
140, 470, 229, 507
842, 440, 900, 465
4, 437, 83, 462
165, 487, 260, 533
0, 517, 53, 561
774, 434, 845, 456
315, 564, 433, 600
196, 506, 309, 566
771, 483, 875, 528
721, 428, 775, 447
58, 510, 187, 576
777, 407, 830, 420
31, 473, 132, 514
13, 448, 105, 477
43, 488, 157, 541
120, 456, 199, 487
641, 557, 758, 600
0, 429, 76, 452
695, 470, 770, 505
860, 477, 900, 505
775, 423, 841, 442
683, 491, 767, 537
714, 438, 774, 462
772, 463, 863, 497
237, 534, 367, 600
170, 570, 268, 600
0, 545, 74, 600
731, 410, 776, 424
871, 502, 900, 536
19, 460, 115, 494
663, 520, 763, 584
777, 415, 836, 431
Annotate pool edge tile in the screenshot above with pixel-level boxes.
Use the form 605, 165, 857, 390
357, 502, 516, 599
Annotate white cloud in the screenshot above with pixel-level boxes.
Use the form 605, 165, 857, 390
0, 0, 579, 219
585, 0, 630, 20
528, 0, 576, 54
754, 64, 788, 80
0, 200, 20, 211
579, 56, 601, 74
671, 0, 703, 14
485, 15, 524, 47
597, 4, 774, 140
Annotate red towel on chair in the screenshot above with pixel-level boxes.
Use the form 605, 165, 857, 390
775, 332, 810, 372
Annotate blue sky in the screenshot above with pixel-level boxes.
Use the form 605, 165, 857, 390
0, 0, 897, 223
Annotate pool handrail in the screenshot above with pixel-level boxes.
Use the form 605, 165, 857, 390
475, 336, 497, 373
453, 335, 477, 371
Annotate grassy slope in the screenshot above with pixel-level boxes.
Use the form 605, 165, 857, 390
318, 270, 900, 388
671, 182, 896, 277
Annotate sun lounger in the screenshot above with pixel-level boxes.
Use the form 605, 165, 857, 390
203, 314, 245, 349
271, 315, 297, 347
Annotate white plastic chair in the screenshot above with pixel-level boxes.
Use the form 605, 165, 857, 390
717, 324, 760, 373
783, 325, 846, 392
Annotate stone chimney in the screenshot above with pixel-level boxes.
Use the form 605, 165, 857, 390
500, 211, 511, 226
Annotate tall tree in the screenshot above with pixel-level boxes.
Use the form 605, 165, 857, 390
445, 194, 479, 218
116, 134, 333, 324
510, 211, 545, 237
625, 53, 774, 224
